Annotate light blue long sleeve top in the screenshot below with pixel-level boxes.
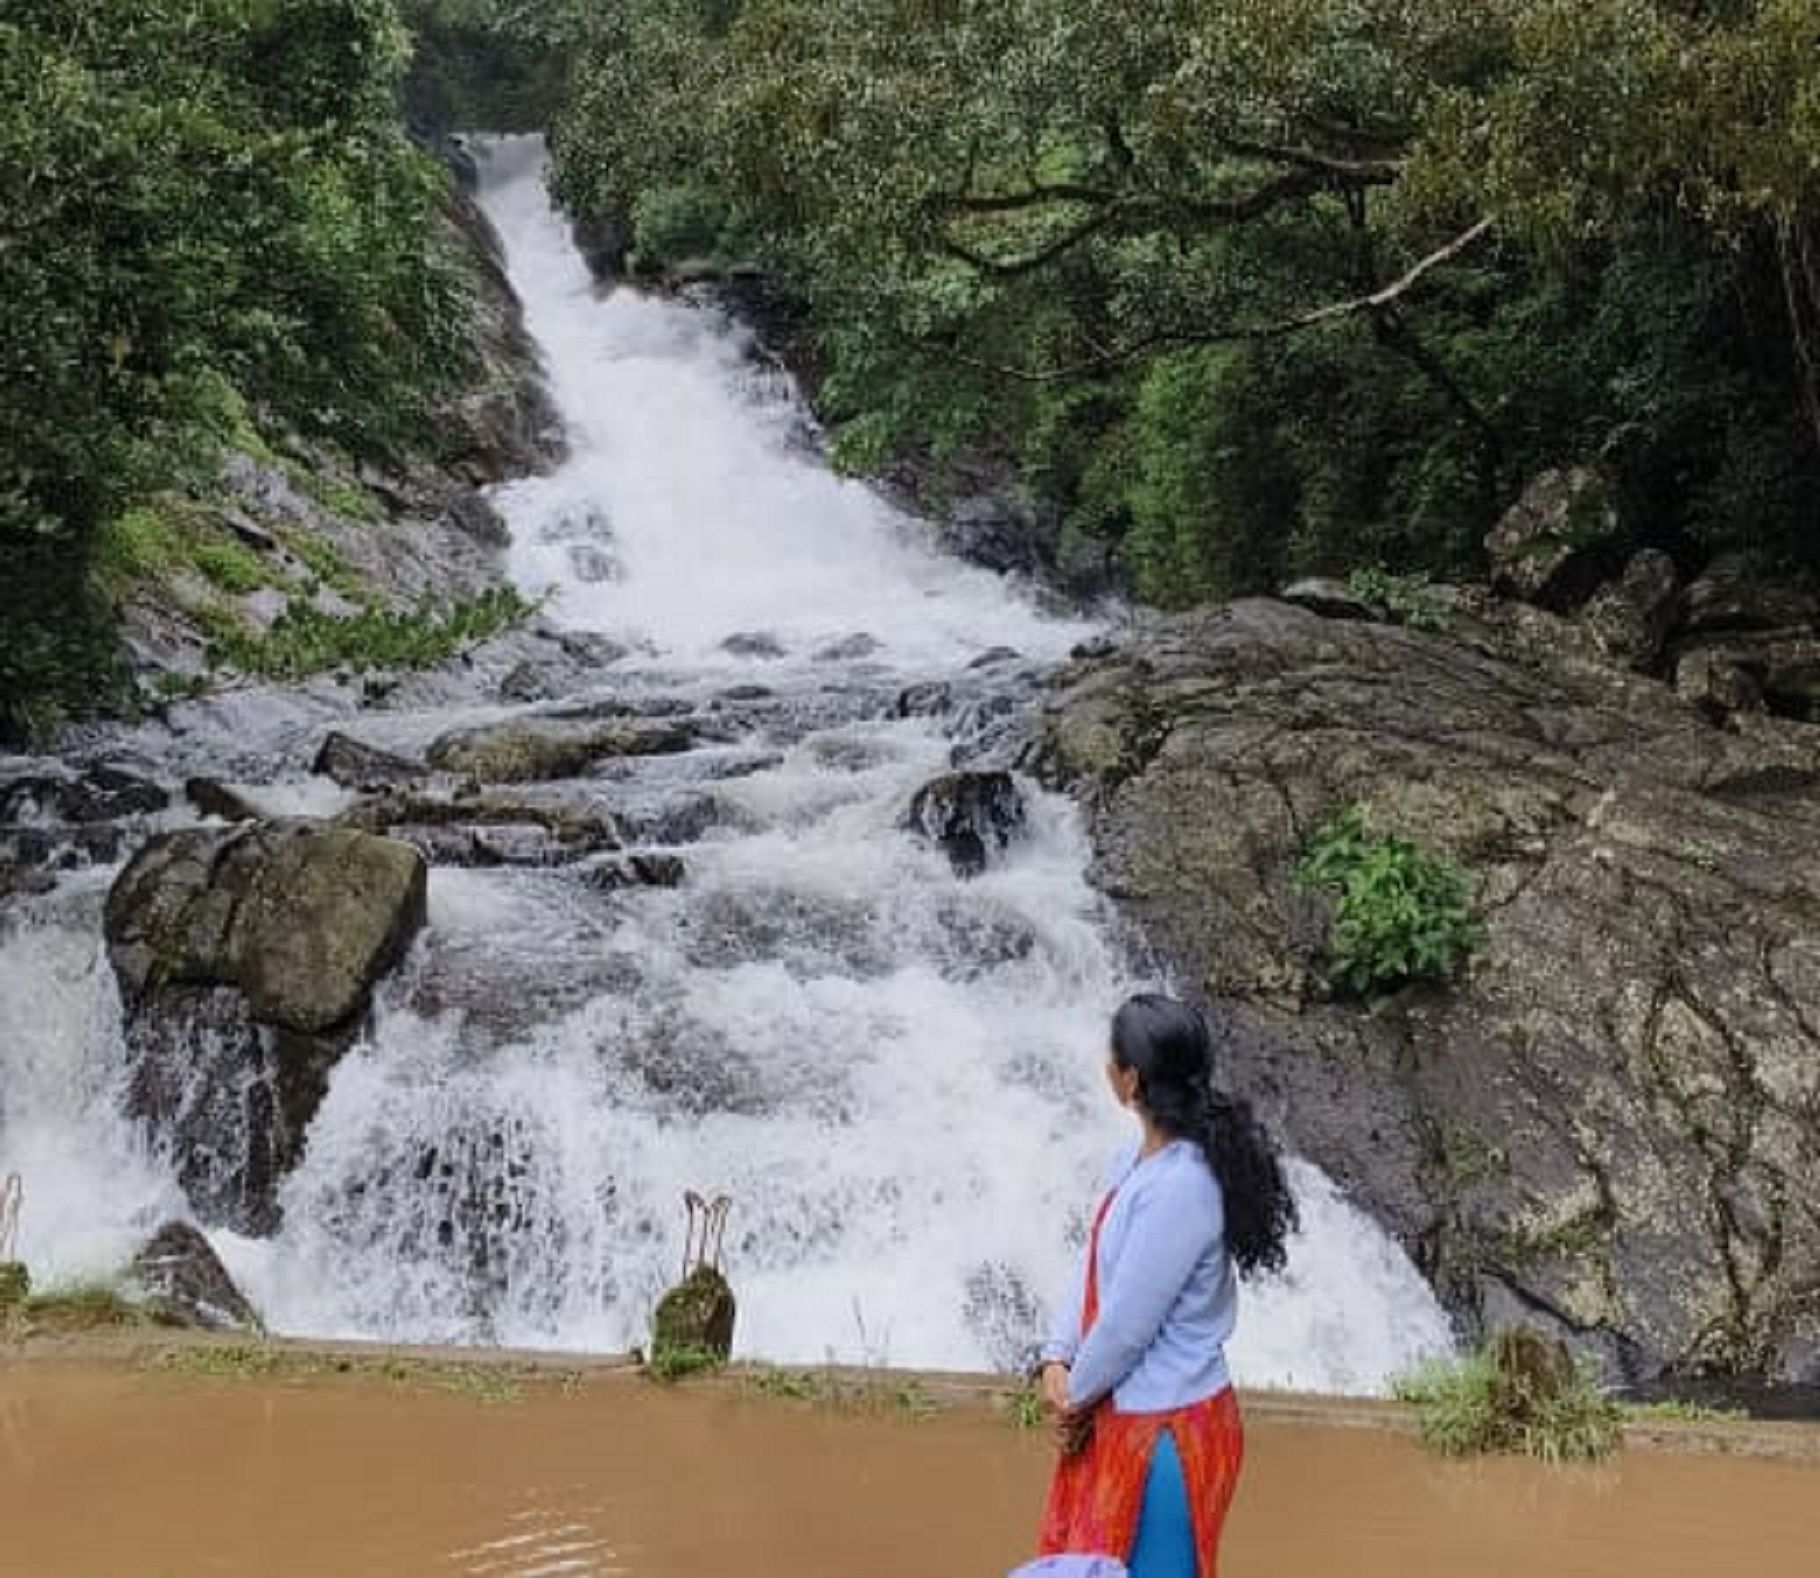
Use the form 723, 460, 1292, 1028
1040, 1137, 1235, 1413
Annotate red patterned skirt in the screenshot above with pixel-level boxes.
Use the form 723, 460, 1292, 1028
1037, 1387, 1244, 1578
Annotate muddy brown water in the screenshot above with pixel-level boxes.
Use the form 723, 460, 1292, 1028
2, 1365, 1817, 1576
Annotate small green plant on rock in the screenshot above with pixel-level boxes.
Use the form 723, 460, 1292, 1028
1393, 1329, 1623, 1462
1293, 805, 1483, 997
207, 587, 532, 680
1344, 565, 1450, 632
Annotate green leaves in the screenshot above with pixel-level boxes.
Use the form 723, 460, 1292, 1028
1, 2, 472, 739
1293, 804, 1483, 998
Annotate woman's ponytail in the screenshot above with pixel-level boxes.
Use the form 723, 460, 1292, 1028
1111, 993, 1298, 1278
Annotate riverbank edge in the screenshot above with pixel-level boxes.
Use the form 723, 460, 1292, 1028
5, 1329, 1817, 1463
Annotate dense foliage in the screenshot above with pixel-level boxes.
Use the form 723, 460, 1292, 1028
546, 0, 1820, 602
0, 0, 473, 741
402, 1, 578, 137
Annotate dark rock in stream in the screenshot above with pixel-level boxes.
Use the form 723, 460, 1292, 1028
893, 681, 953, 720
184, 778, 262, 823
813, 634, 881, 663
904, 771, 1028, 878
721, 631, 788, 661
312, 732, 425, 791
585, 853, 687, 891
1033, 596, 1820, 1385
1, 764, 168, 825
126, 1221, 261, 1331
104, 821, 427, 1234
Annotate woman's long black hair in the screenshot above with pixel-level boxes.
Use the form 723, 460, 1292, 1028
1111, 992, 1297, 1277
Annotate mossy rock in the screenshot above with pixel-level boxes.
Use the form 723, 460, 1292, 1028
652, 1266, 736, 1359
0, 1262, 30, 1308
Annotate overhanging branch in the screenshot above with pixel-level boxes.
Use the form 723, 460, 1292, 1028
952, 218, 1495, 383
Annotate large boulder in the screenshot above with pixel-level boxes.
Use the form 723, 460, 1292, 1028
105, 821, 427, 1234
1484, 467, 1621, 607
126, 1222, 261, 1331
905, 771, 1028, 878
1032, 599, 1820, 1385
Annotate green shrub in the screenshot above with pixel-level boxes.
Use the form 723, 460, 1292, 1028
630, 183, 735, 270
208, 587, 531, 679
1394, 1332, 1623, 1463
1345, 566, 1451, 632
1293, 805, 1483, 997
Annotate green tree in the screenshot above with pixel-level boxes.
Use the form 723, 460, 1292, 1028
0, 0, 471, 741
546, 0, 1820, 600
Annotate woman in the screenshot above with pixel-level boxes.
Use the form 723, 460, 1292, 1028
1030, 993, 1297, 1578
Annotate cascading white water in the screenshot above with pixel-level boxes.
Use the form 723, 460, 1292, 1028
0, 135, 1453, 1393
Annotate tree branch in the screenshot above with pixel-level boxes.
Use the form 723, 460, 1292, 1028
952, 219, 1495, 383
937, 207, 1122, 277
930, 183, 1116, 215
1215, 135, 1403, 186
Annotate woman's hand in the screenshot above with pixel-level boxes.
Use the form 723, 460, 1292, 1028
1040, 1363, 1094, 1457
1056, 1406, 1095, 1458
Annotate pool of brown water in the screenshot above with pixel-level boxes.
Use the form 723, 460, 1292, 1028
1, 1363, 1816, 1575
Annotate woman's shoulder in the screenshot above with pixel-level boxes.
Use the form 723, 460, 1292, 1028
1134, 1141, 1222, 1213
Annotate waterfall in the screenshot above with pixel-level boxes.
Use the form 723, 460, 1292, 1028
0, 135, 1452, 1393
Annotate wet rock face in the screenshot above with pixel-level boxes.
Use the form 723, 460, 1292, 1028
127, 1221, 261, 1331
904, 771, 1028, 878
1035, 599, 1820, 1385
104, 821, 427, 1234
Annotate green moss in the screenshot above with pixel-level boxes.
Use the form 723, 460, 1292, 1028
4, 1279, 157, 1336
652, 1265, 737, 1360
276, 529, 372, 605
1625, 1398, 1745, 1423
149, 1342, 554, 1402
274, 443, 386, 525
192, 536, 272, 594
1432, 1121, 1511, 1189
746, 1366, 824, 1401
0, 1262, 29, 1308
644, 1341, 727, 1383
94, 506, 182, 591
